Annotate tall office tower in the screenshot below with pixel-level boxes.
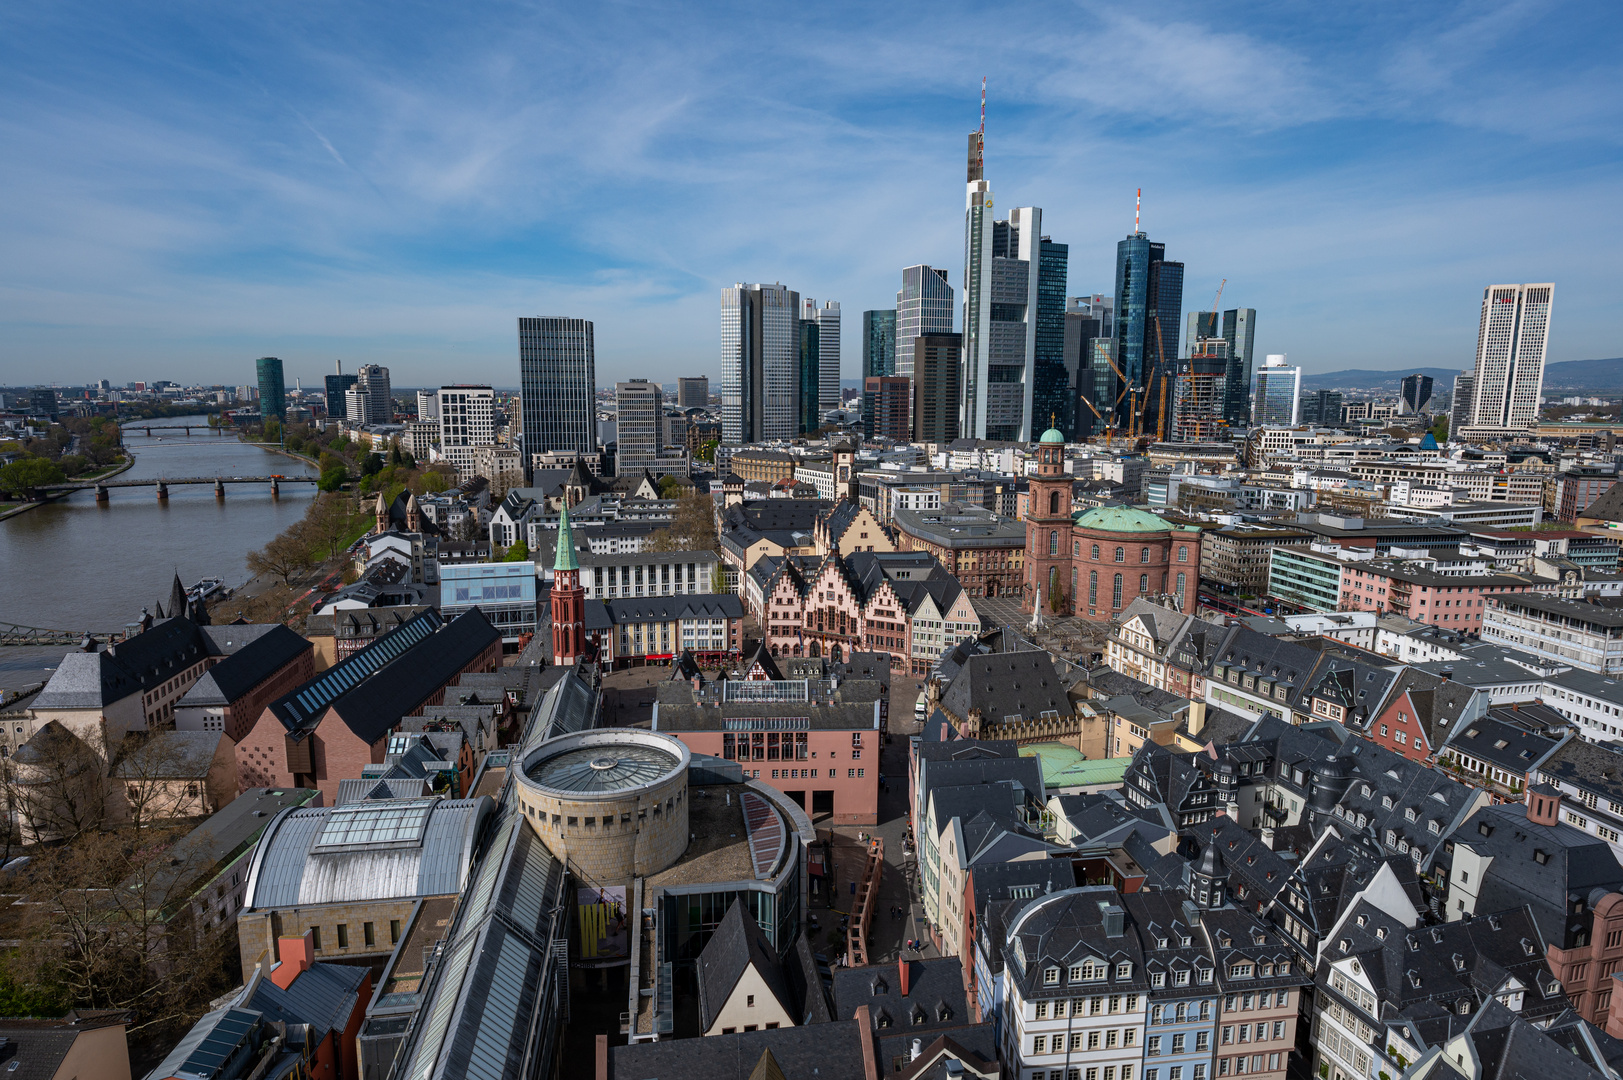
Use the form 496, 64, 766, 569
1299, 389, 1343, 426
416, 388, 439, 421
28, 387, 59, 421
721, 283, 799, 444
355, 364, 392, 425
1399, 374, 1435, 415
1172, 339, 1229, 441
1467, 284, 1554, 432
863, 376, 911, 441
324, 361, 356, 421
615, 379, 663, 474
802, 299, 841, 414
797, 317, 821, 434
1113, 233, 1185, 438
913, 333, 962, 443
1221, 309, 1257, 427
1252, 355, 1301, 425
677, 377, 709, 409
344, 387, 368, 425
961, 201, 1055, 441
255, 357, 286, 424
1451, 371, 1475, 430
1030, 238, 1070, 441
863, 310, 896, 378
1063, 296, 1112, 441
1185, 311, 1220, 354
436, 384, 495, 479
518, 317, 597, 478
895, 266, 954, 384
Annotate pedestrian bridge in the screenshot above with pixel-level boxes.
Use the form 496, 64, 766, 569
0, 621, 126, 647
41, 475, 319, 501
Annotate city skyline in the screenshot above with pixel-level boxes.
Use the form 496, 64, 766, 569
2, 4, 1619, 388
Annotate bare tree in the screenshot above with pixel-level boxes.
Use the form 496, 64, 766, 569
650, 490, 719, 553
8, 721, 110, 844
16, 827, 237, 1049
111, 732, 216, 832
305, 491, 367, 561
246, 525, 315, 586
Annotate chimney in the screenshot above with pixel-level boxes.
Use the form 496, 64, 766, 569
1187, 701, 1207, 737
911, 1037, 923, 1061
899, 956, 912, 997
855, 1005, 880, 1080
270, 930, 315, 990
1527, 784, 1561, 828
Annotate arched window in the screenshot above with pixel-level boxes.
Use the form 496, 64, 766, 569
1140, 573, 1149, 594
1177, 572, 1187, 606
1113, 574, 1123, 609
1049, 490, 1061, 515
1074, 540, 1080, 556
1089, 571, 1098, 607
1092, 544, 1100, 560
1115, 546, 1125, 563
1071, 567, 1078, 594
1141, 547, 1151, 563
1178, 545, 1189, 563
1049, 530, 1059, 555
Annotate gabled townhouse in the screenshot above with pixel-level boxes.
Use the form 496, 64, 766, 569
1124, 743, 1225, 828
1437, 705, 1572, 800
988, 885, 1152, 1080
1131, 891, 1221, 1080
966, 860, 1080, 1026
1292, 646, 1402, 731
1201, 905, 1308, 1080
814, 500, 895, 557
1364, 668, 1484, 763
1201, 628, 1323, 725
1109, 599, 1195, 692
1313, 898, 1570, 1080
1534, 737, 1623, 863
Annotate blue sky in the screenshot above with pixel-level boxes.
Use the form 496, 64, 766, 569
2, 1, 1620, 389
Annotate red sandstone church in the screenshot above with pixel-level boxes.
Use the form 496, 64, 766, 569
1023, 425, 1204, 621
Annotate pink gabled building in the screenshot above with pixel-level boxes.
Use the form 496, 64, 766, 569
652, 646, 882, 824
235, 609, 501, 802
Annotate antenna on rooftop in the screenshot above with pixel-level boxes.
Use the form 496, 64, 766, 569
978, 77, 986, 173
1135, 188, 1142, 233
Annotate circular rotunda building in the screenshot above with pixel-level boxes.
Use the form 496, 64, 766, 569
515, 729, 691, 882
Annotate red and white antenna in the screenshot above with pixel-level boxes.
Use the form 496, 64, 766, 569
978, 77, 986, 173
1135, 188, 1142, 233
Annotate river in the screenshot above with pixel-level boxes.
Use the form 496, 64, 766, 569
0, 415, 319, 689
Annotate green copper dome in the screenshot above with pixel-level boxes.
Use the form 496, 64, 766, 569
1073, 505, 1170, 533
1039, 426, 1066, 445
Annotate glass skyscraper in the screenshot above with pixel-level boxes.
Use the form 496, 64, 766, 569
797, 318, 821, 434
255, 356, 286, 425
1253, 355, 1301, 426
324, 360, 356, 422
1221, 308, 1257, 427
1031, 239, 1069, 437
518, 317, 597, 478
721, 284, 799, 444
1112, 233, 1184, 437
896, 266, 954, 383
863, 310, 896, 378
1400, 374, 1434, 415
802, 299, 841, 415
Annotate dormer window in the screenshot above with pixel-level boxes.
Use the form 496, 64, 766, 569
1152, 972, 1166, 988
1045, 966, 1060, 985
1117, 962, 1133, 979
1070, 964, 1084, 982
1175, 970, 1190, 986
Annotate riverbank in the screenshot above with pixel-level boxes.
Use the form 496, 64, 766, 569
0, 452, 137, 523
238, 439, 322, 470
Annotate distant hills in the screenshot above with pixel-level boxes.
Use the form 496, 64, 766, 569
1304, 358, 1623, 393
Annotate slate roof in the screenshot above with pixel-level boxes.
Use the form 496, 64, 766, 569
1381, 667, 1481, 752
1444, 713, 1568, 776
1295, 647, 1402, 729
875, 1026, 1001, 1080
601, 594, 745, 623
109, 729, 225, 779
174, 624, 312, 707
242, 960, 368, 1044
940, 650, 1072, 724
1579, 481, 1623, 523
609, 1022, 868, 1080
32, 615, 266, 710
1327, 735, 1482, 873
1535, 737, 1623, 803
1456, 801, 1623, 950
1321, 898, 1569, 1023
698, 899, 796, 1033
266, 608, 445, 733
1116, 597, 1191, 649
832, 956, 968, 1034
997, 886, 1149, 1000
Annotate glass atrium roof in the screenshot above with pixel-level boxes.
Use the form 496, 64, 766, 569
312, 798, 436, 850
528, 743, 680, 793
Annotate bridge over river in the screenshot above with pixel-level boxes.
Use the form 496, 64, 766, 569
41, 475, 319, 501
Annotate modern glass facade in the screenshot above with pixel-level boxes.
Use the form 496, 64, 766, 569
913, 334, 962, 444
615, 379, 663, 474
356, 364, 392, 425
1221, 308, 1257, 427
721, 284, 799, 444
323, 370, 355, 421
863, 310, 896, 378
1113, 234, 1185, 436
440, 561, 538, 642
1299, 389, 1343, 426
518, 318, 596, 475
1031, 239, 1069, 436
896, 266, 954, 383
961, 182, 993, 441
797, 319, 820, 434
810, 300, 841, 415
1253, 356, 1301, 426
1266, 548, 1342, 613
1400, 373, 1434, 415
255, 356, 286, 424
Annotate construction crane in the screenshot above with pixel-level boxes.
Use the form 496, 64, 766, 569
1151, 318, 1170, 443
1211, 278, 1227, 313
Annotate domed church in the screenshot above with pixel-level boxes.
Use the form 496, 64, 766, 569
1024, 425, 1204, 622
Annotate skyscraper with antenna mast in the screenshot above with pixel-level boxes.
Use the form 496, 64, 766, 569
959, 79, 1066, 443
1112, 190, 1184, 437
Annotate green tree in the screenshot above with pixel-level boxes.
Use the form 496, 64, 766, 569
263, 418, 282, 443
1430, 415, 1449, 442
0, 458, 66, 499
657, 474, 685, 499
504, 538, 531, 562
361, 451, 384, 476
698, 438, 718, 464
318, 465, 348, 491
389, 443, 403, 466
